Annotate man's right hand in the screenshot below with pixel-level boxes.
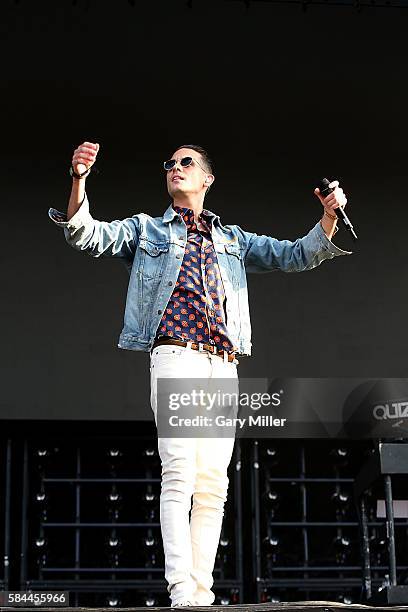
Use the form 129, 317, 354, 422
72, 141, 100, 176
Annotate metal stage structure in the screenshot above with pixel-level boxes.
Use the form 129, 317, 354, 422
2, 433, 408, 607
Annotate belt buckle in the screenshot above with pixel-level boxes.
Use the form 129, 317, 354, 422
198, 342, 205, 352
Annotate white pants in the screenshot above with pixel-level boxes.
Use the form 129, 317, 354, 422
150, 344, 239, 606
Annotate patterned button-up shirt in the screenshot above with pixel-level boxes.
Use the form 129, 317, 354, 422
155, 204, 237, 353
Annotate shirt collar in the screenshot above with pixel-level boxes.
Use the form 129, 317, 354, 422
162, 202, 220, 225
172, 205, 204, 230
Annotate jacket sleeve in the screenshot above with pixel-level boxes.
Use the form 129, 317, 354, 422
48, 192, 140, 260
235, 221, 352, 273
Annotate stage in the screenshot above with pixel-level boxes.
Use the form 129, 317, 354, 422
4, 602, 408, 612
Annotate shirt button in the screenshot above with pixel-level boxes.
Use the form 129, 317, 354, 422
176, 254, 181, 259
157, 310, 162, 315
168, 281, 173, 286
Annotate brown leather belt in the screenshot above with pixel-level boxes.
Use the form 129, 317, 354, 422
151, 337, 238, 363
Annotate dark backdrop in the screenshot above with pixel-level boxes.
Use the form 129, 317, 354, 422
1, 0, 407, 420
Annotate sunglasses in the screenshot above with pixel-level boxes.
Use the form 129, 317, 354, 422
163, 156, 207, 172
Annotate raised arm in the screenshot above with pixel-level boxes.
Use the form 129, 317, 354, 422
67, 141, 98, 221
236, 221, 351, 273
235, 180, 352, 273
48, 141, 140, 260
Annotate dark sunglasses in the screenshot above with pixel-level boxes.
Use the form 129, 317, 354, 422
163, 156, 206, 172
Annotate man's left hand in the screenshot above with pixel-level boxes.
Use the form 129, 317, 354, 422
314, 180, 348, 217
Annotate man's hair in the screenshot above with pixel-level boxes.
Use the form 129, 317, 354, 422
173, 143, 214, 175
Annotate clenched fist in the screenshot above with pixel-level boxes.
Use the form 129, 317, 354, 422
72, 141, 100, 176
314, 180, 348, 218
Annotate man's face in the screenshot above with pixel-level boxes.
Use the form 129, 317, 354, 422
166, 147, 210, 199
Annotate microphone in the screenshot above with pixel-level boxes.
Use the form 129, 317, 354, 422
318, 178, 358, 241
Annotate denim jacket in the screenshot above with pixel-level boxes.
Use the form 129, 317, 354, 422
48, 194, 351, 356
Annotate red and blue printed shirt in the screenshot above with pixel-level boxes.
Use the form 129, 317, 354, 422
155, 204, 238, 354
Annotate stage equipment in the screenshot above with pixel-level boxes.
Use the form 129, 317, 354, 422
18, 436, 243, 607
354, 441, 408, 605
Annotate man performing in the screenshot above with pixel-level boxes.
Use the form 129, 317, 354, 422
48, 141, 351, 607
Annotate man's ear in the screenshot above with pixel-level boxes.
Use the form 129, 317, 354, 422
204, 174, 215, 188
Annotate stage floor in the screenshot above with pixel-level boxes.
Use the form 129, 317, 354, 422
4, 603, 408, 612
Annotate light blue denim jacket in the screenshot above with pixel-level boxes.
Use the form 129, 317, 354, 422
48, 194, 351, 356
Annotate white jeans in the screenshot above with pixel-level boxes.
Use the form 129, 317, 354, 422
150, 343, 239, 606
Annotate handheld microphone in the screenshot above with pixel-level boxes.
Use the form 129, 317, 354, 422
318, 178, 358, 242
